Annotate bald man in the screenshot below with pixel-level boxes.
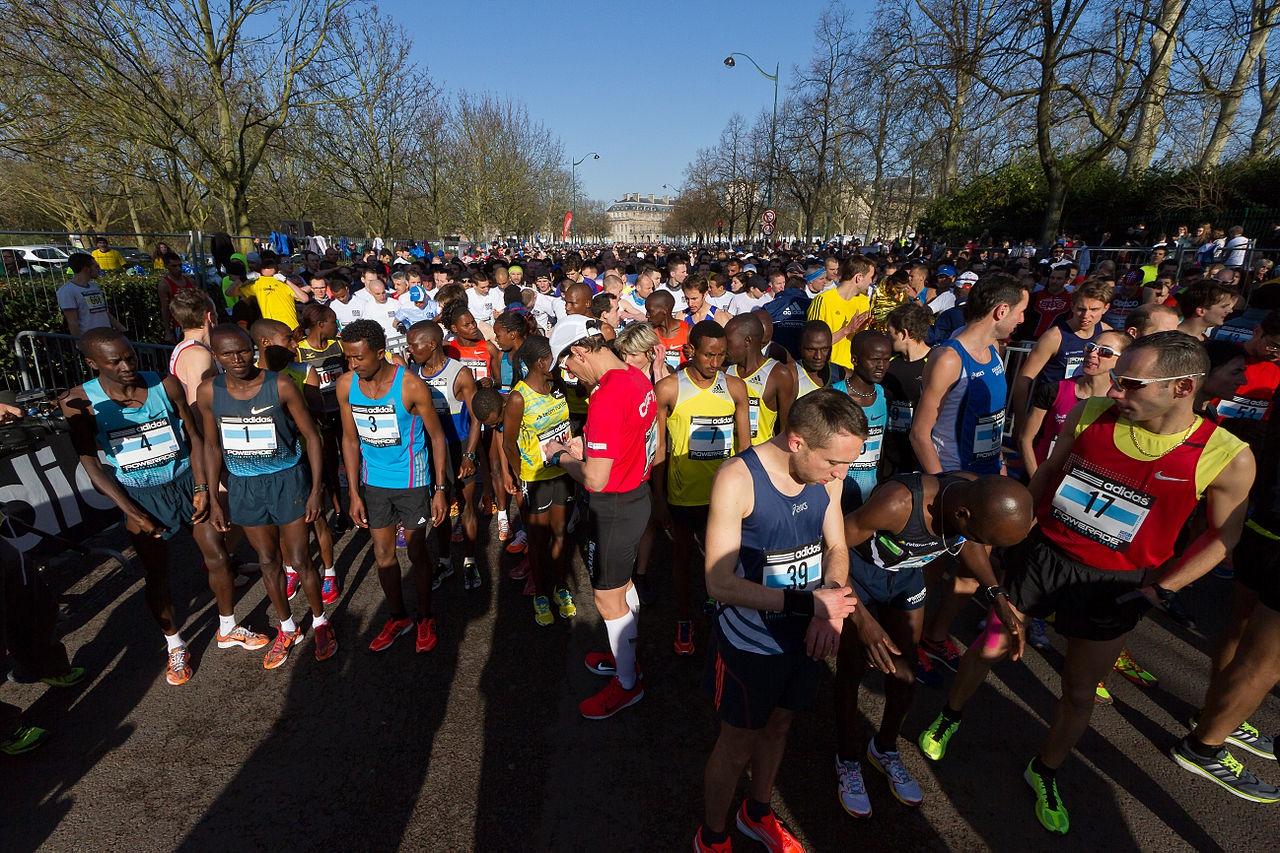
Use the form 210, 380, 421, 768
833, 473, 1034, 816
725, 313, 795, 444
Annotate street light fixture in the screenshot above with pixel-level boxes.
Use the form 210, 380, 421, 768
571, 152, 600, 245
723, 51, 779, 218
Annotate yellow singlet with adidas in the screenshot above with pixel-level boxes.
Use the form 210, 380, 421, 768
729, 359, 779, 445
667, 369, 736, 507
514, 379, 570, 482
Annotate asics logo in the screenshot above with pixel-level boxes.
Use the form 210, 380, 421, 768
1153, 471, 1187, 482
250, 405, 273, 415
792, 501, 808, 515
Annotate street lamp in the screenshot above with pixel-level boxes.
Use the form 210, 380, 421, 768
723, 52, 779, 215
571, 152, 599, 244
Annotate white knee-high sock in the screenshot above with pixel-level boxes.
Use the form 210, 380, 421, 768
605, 610, 639, 690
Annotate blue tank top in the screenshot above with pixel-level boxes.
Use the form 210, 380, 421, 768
717, 447, 829, 655
499, 351, 515, 391
83, 372, 189, 488
844, 384, 887, 506
931, 340, 1005, 475
416, 359, 471, 445
349, 366, 429, 489
1043, 319, 1101, 385
212, 371, 302, 477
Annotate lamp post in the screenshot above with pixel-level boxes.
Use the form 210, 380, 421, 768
723, 52, 779, 217
570, 152, 599, 244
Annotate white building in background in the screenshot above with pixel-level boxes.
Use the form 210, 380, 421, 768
606, 193, 674, 243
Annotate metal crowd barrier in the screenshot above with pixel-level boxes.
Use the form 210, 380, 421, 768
13, 331, 174, 392
1002, 343, 1033, 437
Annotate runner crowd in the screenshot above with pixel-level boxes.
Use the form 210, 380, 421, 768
9, 234, 1280, 848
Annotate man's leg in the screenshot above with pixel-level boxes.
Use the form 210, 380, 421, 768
834, 621, 869, 761
1195, 604, 1280, 747
404, 526, 433, 617
1210, 583, 1258, 682
1039, 634, 1129, 768
746, 708, 795, 804
280, 517, 323, 619
369, 524, 406, 614
191, 520, 236, 622
243, 524, 293, 621
876, 607, 925, 751
703, 722, 763, 833
670, 513, 698, 622
132, 533, 177, 635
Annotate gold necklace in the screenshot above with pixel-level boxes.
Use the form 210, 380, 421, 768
1127, 418, 1197, 459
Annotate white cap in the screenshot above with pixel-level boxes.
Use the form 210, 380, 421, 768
549, 314, 600, 366
957, 271, 980, 285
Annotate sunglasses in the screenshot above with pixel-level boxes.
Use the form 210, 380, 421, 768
1084, 342, 1122, 358
1108, 369, 1204, 391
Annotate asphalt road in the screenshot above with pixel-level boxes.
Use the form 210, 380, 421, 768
2, 517, 1278, 852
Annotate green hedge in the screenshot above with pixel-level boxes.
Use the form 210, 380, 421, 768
920, 157, 1280, 242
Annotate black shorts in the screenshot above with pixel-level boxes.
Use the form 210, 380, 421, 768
1003, 531, 1147, 641
363, 484, 430, 530
668, 503, 709, 537
703, 631, 820, 730
848, 549, 927, 611
228, 464, 309, 527
522, 475, 573, 514
125, 468, 195, 540
586, 485, 651, 591
1233, 520, 1280, 612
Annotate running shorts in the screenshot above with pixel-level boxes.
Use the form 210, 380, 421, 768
586, 485, 651, 591
668, 503, 709, 537
125, 468, 195, 540
703, 630, 820, 730
228, 464, 309, 527
848, 548, 927, 611
363, 484, 431, 530
1233, 519, 1280, 613
522, 475, 573, 515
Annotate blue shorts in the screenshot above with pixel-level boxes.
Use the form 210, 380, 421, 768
228, 464, 309, 527
125, 467, 195, 540
848, 548, 927, 611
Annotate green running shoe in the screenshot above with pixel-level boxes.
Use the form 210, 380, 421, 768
1024, 760, 1070, 834
918, 712, 960, 761
0, 724, 49, 756
41, 666, 86, 688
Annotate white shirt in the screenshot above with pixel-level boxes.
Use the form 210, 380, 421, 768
527, 289, 560, 335
927, 291, 958, 315
1224, 235, 1251, 267
353, 289, 399, 336
663, 285, 688, 313
707, 290, 734, 310
467, 287, 504, 322
726, 291, 769, 316
330, 296, 363, 329
57, 280, 112, 332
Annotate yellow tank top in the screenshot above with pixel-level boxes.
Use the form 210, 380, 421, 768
729, 359, 779, 445
514, 379, 570, 482
667, 369, 737, 506
795, 364, 837, 399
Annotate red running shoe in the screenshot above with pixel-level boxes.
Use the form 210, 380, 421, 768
579, 676, 644, 719
368, 616, 414, 652
313, 621, 337, 661
321, 574, 340, 605
735, 802, 803, 853
285, 569, 300, 600
673, 620, 695, 656
415, 618, 438, 653
584, 651, 616, 676
693, 827, 733, 853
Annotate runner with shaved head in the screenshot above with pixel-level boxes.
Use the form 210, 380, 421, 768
725, 313, 795, 445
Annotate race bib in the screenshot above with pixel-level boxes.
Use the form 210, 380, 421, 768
888, 400, 913, 433
847, 423, 884, 473
973, 411, 1004, 459
85, 291, 108, 314
466, 358, 489, 382
664, 348, 682, 370
538, 420, 571, 462
219, 416, 277, 455
689, 415, 734, 460
109, 419, 180, 471
315, 363, 343, 390
1064, 355, 1084, 379
762, 540, 823, 590
1050, 465, 1152, 550
1217, 396, 1268, 421
643, 422, 658, 477
747, 397, 760, 439
351, 403, 401, 447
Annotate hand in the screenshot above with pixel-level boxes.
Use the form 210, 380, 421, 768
813, 585, 858, 620
543, 440, 568, 462
804, 614, 843, 660
1114, 586, 1157, 625
304, 488, 322, 524
993, 595, 1026, 662
209, 498, 231, 534
846, 311, 872, 334
190, 490, 210, 524
654, 342, 668, 365
130, 511, 166, 538
853, 611, 901, 673
566, 435, 585, 460
504, 472, 520, 496
651, 499, 672, 534
430, 490, 447, 527
0, 402, 22, 424
348, 494, 369, 529
458, 455, 476, 479
478, 376, 494, 389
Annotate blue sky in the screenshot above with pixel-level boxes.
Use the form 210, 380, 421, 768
386, 0, 870, 203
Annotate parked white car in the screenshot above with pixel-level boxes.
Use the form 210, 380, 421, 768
0, 245, 73, 274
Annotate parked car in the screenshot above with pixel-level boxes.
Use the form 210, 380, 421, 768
0, 245, 72, 274
112, 246, 153, 266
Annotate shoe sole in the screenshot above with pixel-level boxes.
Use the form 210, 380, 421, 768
1226, 736, 1277, 761
1171, 750, 1280, 803
734, 814, 796, 851
866, 751, 924, 807
368, 624, 414, 652
839, 798, 872, 819
217, 638, 270, 650
581, 688, 644, 720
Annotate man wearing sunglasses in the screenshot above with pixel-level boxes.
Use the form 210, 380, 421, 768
917, 331, 1255, 833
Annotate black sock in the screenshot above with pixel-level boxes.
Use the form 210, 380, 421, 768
1030, 756, 1056, 778
1184, 735, 1221, 759
745, 798, 771, 821
940, 704, 963, 724
700, 825, 728, 845
390, 611, 408, 621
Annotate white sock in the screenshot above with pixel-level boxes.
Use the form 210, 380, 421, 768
218, 614, 237, 636
464, 556, 476, 566
164, 632, 185, 651
313, 612, 328, 629
498, 509, 508, 523
280, 617, 297, 634
605, 610, 639, 690
323, 566, 336, 577
625, 583, 640, 615
284, 564, 296, 575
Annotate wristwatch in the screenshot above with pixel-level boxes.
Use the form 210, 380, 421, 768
432, 485, 446, 494
550, 450, 564, 467
462, 451, 477, 462
984, 585, 1010, 606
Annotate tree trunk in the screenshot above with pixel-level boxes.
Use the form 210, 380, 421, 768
1041, 169, 1068, 248
1251, 56, 1280, 156
1126, 0, 1186, 175
1198, 1, 1280, 169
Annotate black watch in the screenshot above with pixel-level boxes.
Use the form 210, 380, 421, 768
985, 585, 1010, 606
462, 451, 477, 462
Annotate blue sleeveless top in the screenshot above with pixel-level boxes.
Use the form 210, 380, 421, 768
931, 340, 1005, 475
1043, 319, 1102, 385
717, 447, 828, 655
349, 366, 429, 489
844, 384, 887, 506
83, 372, 189, 488
213, 371, 302, 477
416, 359, 471, 445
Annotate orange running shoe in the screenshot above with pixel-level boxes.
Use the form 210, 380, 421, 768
216, 625, 270, 651
735, 801, 803, 853
263, 629, 302, 670
693, 827, 733, 852
313, 621, 337, 661
368, 616, 414, 652
165, 646, 192, 686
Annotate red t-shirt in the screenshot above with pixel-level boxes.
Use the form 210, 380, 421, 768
584, 365, 658, 493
